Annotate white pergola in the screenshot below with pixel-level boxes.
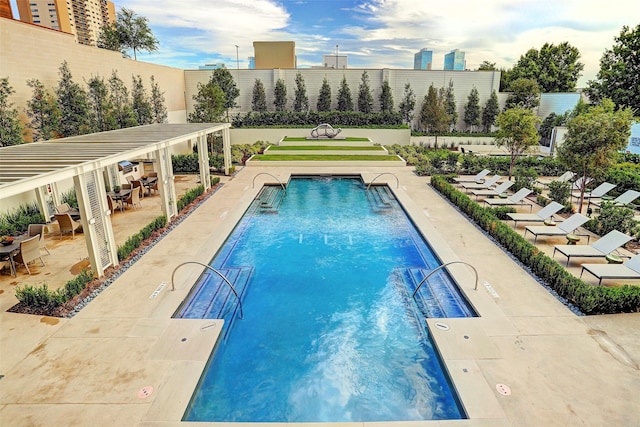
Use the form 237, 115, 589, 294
0, 123, 232, 277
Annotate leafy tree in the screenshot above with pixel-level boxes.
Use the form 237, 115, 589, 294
508, 42, 584, 92
495, 107, 540, 179
149, 76, 167, 123
357, 70, 373, 113
317, 77, 332, 112
478, 61, 497, 71
419, 84, 449, 134
189, 79, 226, 123
499, 67, 513, 92
463, 87, 481, 132
585, 24, 640, 115
482, 90, 500, 132
108, 71, 137, 129
210, 66, 240, 121
293, 72, 309, 112
556, 99, 634, 212
337, 75, 353, 112
98, 7, 159, 60
87, 75, 115, 131
398, 83, 416, 126
504, 78, 540, 110
0, 77, 24, 146
273, 78, 287, 112
444, 79, 457, 131
56, 61, 93, 137
131, 75, 153, 125
379, 78, 394, 113
251, 79, 267, 112
26, 79, 61, 141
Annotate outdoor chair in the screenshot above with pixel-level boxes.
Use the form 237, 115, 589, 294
471, 180, 514, 200
27, 223, 50, 255
588, 190, 640, 210
107, 194, 117, 214
484, 187, 533, 210
131, 179, 145, 198
507, 201, 564, 227
461, 175, 502, 191
148, 172, 159, 194
55, 202, 80, 219
553, 230, 632, 266
580, 254, 640, 285
14, 235, 45, 275
54, 213, 83, 239
524, 213, 590, 244
536, 171, 575, 188
124, 186, 142, 210
453, 169, 490, 183
572, 182, 616, 202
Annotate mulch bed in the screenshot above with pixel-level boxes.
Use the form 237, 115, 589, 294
8, 183, 222, 318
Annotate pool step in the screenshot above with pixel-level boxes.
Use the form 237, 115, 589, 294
175, 266, 253, 321
366, 185, 394, 211
256, 185, 285, 213
399, 267, 474, 318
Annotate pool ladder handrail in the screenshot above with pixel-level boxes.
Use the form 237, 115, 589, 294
367, 172, 399, 191
252, 172, 287, 195
412, 261, 479, 300
171, 261, 244, 320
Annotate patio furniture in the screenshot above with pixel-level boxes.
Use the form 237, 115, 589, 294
453, 169, 491, 183
27, 224, 50, 255
55, 202, 80, 220
507, 201, 564, 227
524, 213, 590, 244
471, 180, 514, 200
461, 175, 501, 191
484, 187, 533, 210
580, 254, 640, 285
571, 182, 616, 203
131, 179, 145, 199
536, 171, 575, 188
588, 190, 640, 210
553, 230, 632, 266
13, 235, 45, 275
0, 237, 21, 277
109, 188, 132, 212
54, 213, 83, 239
139, 176, 158, 196
124, 186, 142, 210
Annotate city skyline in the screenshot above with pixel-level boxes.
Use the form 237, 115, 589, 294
9, 0, 640, 87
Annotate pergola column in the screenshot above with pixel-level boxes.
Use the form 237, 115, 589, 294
34, 185, 51, 223
222, 126, 232, 175
196, 134, 211, 190
156, 146, 177, 220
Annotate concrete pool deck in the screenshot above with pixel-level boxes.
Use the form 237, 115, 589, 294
1, 166, 639, 426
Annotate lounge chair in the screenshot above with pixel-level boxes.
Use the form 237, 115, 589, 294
553, 230, 632, 266
484, 187, 533, 210
571, 182, 616, 202
54, 213, 83, 239
524, 213, 590, 244
471, 180, 514, 200
588, 190, 640, 210
461, 175, 502, 191
453, 169, 491, 183
536, 171, 575, 188
507, 201, 564, 227
14, 235, 45, 275
580, 254, 640, 285
27, 224, 50, 255
571, 176, 594, 191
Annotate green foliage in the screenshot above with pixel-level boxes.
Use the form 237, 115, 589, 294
512, 166, 539, 193
15, 268, 94, 310
317, 77, 332, 112
231, 110, 404, 127
251, 79, 267, 112
26, 78, 61, 141
150, 76, 168, 123
463, 86, 481, 132
585, 202, 636, 236
131, 75, 153, 125
98, 7, 159, 60
0, 77, 24, 146
176, 185, 205, 212
419, 84, 449, 134
171, 153, 200, 173
601, 164, 640, 196
430, 175, 640, 314
337, 75, 353, 112
398, 83, 416, 126
547, 180, 571, 206
0, 203, 45, 236
117, 216, 167, 261
481, 90, 499, 132
490, 206, 517, 220
56, 61, 93, 137
189, 78, 226, 123
379, 79, 394, 113
87, 75, 116, 131
61, 188, 78, 209
444, 79, 457, 131
210, 66, 240, 119
293, 72, 309, 112
357, 71, 373, 113
108, 71, 138, 129
495, 107, 541, 178
504, 78, 541, 110
274, 79, 287, 112
585, 24, 640, 115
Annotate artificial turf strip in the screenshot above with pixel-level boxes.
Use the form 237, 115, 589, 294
267, 145, 384, 151
252, 154, 401, 161
282, 137, 371, 141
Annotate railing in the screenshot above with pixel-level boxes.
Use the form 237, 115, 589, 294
252, 173, 287, 195
367, 172, 399, 191
412, 261, 479, 300
171, 261, 244, 319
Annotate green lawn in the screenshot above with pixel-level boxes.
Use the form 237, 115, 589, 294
268, 145, 384, 151
282, 137, 371, 142
252, 154, 401, 161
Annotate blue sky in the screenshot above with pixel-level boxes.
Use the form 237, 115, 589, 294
11, 0, 640, 86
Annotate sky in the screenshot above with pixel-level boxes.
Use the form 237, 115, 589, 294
11, 0, 640, 87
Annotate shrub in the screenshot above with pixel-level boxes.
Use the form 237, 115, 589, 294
430, 175, 640, 315
15, 268, 94, 310
0, 203, 45, 236
117, 216, 167, 261
584, 202, 636, 236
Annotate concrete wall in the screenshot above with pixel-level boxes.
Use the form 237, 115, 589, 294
0, 17, 187, 135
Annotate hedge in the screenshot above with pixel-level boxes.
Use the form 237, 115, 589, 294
431, 175, 640, 314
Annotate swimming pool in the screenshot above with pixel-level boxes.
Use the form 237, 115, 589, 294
177, 175, 475, 422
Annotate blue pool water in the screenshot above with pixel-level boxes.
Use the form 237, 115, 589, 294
179, 176, 474, 422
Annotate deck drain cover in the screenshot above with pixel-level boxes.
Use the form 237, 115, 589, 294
137, 385, 154, 399
434, 322, 450, 331
496, 383, 511, 396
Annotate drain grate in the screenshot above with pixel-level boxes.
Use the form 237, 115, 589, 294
137, 385, 154, 399
496, 383, 511, 396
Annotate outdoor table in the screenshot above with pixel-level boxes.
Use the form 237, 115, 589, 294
139, 177, 158, 196
0, 236, 25, 277
108, 189, 132, 212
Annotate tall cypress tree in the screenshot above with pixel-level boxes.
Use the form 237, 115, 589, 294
357, 70, 373, 113
87, 75, 116, 132
398, 83, 416, 125
379, 79, 394, 113
149, 76, 167, 123
108, 71, 137, 129
131, 75, 153, 125
26, 79, 61, 141
210, 66, 240, 121
274, 78, 287, 112
56, 61, 93, 137
293, 72, 309, 112
482, 90, 499, 132
251, 79, 267, 112
337, 75, 353, 112
419, 84, 449, 134
464, 87, 481, 132
0, 77, 24, 146
444, 79, 457, 131
317, 77, 332, 112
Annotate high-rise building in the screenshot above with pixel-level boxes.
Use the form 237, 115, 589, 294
322, 54, 347, 69
0, 0, 13, 19
17, 0, 115, 46
253, 41, 296, 69
413, 48, 433, 70
444, 49, 466, 71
